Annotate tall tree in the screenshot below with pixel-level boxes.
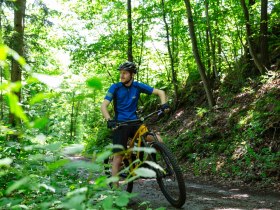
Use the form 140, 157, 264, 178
260, 0, 269, 69
0, 0, 3, 120
161, 0, 179, 105
183, 0, 215, 108
205, 0, 218, 79
127, 0, 133, 62
9, 0, 26, 126
240, 0, 266, 74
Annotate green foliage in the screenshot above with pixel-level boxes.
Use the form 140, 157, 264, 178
0, 134, 138, 209
167, 69, 280, 183
6, 91, 29, 123
86, 76, 103, 90
196, 107, 208, 118
84, 125, 112, 154
0, 46, 139, 209
0, 0, 279, 207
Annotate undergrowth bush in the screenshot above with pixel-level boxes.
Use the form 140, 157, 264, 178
84, 125, 112, 155
0, 133, 137, 209
168, 70, 280, 183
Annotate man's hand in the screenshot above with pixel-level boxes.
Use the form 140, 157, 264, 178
107, 119, 117, 129
160, 103, 170, 113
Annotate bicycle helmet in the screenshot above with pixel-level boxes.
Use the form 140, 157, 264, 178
118, 61, 137, 74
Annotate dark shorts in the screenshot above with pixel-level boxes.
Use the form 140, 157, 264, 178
112, 125, 140, 153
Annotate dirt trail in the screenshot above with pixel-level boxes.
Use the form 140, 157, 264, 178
128, 178, 280, 210
68, 156, 280, 210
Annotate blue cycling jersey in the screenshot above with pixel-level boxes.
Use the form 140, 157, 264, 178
104, 81, 154, 121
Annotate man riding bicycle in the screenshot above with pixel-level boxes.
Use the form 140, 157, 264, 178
100, 61, 169, 187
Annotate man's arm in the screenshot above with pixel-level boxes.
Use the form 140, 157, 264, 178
152, 88, 167, 105
101, 99, 111, 121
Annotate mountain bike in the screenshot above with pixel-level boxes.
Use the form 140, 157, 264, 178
104, 109, 186, 208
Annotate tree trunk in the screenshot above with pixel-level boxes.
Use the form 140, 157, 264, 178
260, 0, 269, 69
127, 0, 133, 62
205, 21, 211, 74
217, 23, 222, 73
205, 0, 218, 79
0, 0, 3, 120
136, 15, 146, 81
9, 0, 26, 126
0, 67, 3, 120
70, 92, 75, 142
73, 100, 81, 141
183, 0, 215, 108
161, 0, 179, 105
240, 0, 266, 74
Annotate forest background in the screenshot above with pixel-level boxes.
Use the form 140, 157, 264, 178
0, 0, 279, 209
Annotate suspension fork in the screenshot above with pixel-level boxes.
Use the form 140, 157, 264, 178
144, 131, 160, 142
140, 132, 158, 163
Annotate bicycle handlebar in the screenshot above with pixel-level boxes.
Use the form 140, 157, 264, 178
113, 109, 164, 129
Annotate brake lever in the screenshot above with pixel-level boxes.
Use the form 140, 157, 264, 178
112, 123, 120, 131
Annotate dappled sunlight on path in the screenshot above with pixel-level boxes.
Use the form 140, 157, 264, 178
128, 178, 280, 210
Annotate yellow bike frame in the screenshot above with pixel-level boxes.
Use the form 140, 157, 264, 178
126, 124, 148, 159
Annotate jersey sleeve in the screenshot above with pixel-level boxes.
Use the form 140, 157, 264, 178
137, 82, 154, 95
104, 84, 116, 102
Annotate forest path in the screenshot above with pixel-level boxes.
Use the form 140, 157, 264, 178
68, 156, 280, 210
128, 177, 280, 210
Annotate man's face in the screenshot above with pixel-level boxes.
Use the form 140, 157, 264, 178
120, 70, 133, 84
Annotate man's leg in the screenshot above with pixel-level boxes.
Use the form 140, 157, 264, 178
112, 154, 123, 187
111, 126, 135, 187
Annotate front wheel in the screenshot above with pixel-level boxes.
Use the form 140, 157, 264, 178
151, 142, 186, 208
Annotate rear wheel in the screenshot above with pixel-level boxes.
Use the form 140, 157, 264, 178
151, 141, 186, 208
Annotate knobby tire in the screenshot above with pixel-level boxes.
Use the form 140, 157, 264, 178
151, 141, 186, 208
